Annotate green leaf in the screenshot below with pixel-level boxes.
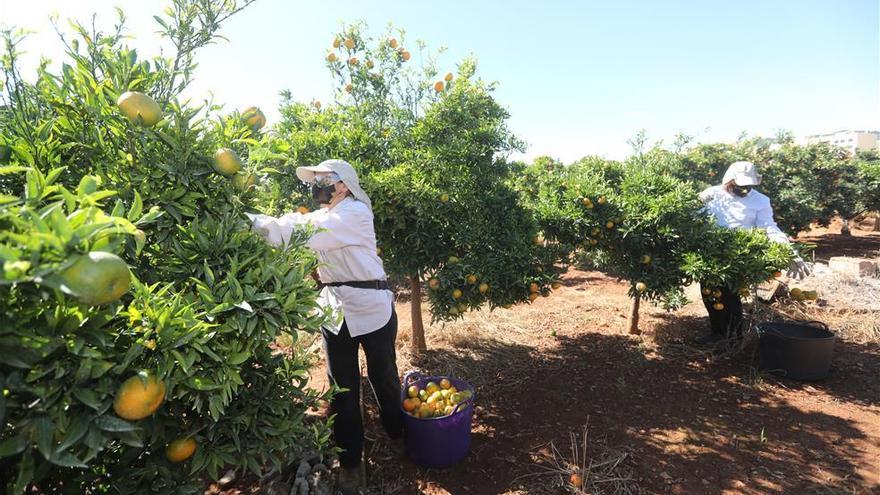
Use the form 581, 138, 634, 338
228, 351, 250, 365
128, 190, 143, 221
13, 450, 34, 494
72, 388, 103, 410
58, 414, 91, 452
35, 416, 54, 460
0, 433, 27, 457
49, 450, 88, 468
93, 415, 140, 432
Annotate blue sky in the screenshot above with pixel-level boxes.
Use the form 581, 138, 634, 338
2, 0, 878, 161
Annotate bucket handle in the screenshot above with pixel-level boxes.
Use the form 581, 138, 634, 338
450, 397, 472, 416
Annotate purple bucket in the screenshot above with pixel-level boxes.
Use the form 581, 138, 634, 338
400, 371, 475, 469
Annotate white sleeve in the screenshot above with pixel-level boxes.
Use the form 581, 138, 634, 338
755, 204, 790, 244
246, 212, 308, 247
307, 205, 374, 251
698, 187, 715, 204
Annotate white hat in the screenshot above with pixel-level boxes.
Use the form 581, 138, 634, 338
296, 159, 372, 211
721, 161, 762, 186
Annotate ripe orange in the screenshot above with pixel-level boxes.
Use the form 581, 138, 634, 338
640, 254, 652, 264
466, 274, 477, 284
345, 83, 353, 93
570, 472, 584, 488
113, 373, 165, 420
713, 302, 725, 311
452, 289, 463, 299
433, 81, 445, 93
401, 50, 411, 61
428, 278, 440, 290
635, 282, 647, 293
478, 283, 489, 294
326, 52, 338, 62
344, 38, 355, 49
606, 221, 615, 229
213, 148, 242, 177
444, 72, 454, 82
297, 206, 310, 214
402, 398, 417, 412
529, 293, 539, 302
529, 282, 539, 294
439, 378, 452, 389
701, 287, 712, 296
241, 106, 266, 131
116, 91, 162, 127
597, 196, 606, 205
166, 437, 197, 463
348, 57, 359, 66
332, 38, 341, 48
440, 193, 449, 203
61, 252, 131, 306
388, 37, 399, 49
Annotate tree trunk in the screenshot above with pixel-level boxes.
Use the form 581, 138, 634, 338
874, 215, 880, 232
410, 276, 427, 354
627, 296, 641, 335
841, 218, 851, 236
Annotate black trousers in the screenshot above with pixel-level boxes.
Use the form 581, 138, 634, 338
322, 309, 402, 468
700, 284, 743, 338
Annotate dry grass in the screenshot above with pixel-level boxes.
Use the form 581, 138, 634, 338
515, 420, 642, 495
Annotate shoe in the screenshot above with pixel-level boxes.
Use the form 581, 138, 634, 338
336, 465, 364, 495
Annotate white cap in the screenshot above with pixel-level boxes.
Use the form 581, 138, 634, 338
721, 161, 762, 186
296, 159, 372, 211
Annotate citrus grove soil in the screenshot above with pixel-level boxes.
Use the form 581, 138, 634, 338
223, 225, 880, 495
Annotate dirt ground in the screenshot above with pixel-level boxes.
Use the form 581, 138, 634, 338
227, 223, 880, 495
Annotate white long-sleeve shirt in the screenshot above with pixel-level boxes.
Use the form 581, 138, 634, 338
246, 197, 393, 336
699, 186, 789, 244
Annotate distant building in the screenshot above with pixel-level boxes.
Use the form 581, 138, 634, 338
804, 130, 880, 155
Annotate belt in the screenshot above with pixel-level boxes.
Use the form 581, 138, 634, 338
318, 280, 390, 290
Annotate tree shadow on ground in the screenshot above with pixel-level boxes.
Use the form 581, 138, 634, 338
798, 232, 880, 262
360, 324, 878, 494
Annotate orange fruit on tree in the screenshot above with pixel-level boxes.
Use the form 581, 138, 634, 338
444, 72, 454, 82
433, 81, 445, 93
401, 50, 411, 61
212, 148, 242, 177
713, 302, 725, 311
348, 57, 359, 66
529, 293, 539, 302
344, 38, 355, 49
478, 282, 489, 294
332, 38, 341, 48
231, 172, 258, 192
166, 437, 197, 463
241, 106, 266, 131
452, 289, 462, 299
428, 278, 440, 290
529, 282, 539, 294
466, 274, 477, 284
345, 83, 353, 93
606, 221, 615, 229
113, 372, 166, 420
388, 37, 399, 49
635, 282, 647, 293
326, 52, 338, 62
61, 251, 131, 306
440, 193, 449, 203
116, 91, 162, 127
597, 196, 606, 205
640, 254, 652, 264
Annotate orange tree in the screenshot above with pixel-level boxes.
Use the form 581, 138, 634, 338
515, 151, 795, 334
0, 3, 331, 493
260, 24, 564, 353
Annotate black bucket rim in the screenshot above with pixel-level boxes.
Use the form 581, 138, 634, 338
755, 320, 835, 342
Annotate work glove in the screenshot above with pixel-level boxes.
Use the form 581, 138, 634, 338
786, 257, 812, 280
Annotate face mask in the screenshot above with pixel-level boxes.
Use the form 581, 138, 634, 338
733, 186, 752, 197
311, 183, 336, 204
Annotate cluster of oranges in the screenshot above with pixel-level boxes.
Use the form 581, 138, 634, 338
402, 378, 473, 419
